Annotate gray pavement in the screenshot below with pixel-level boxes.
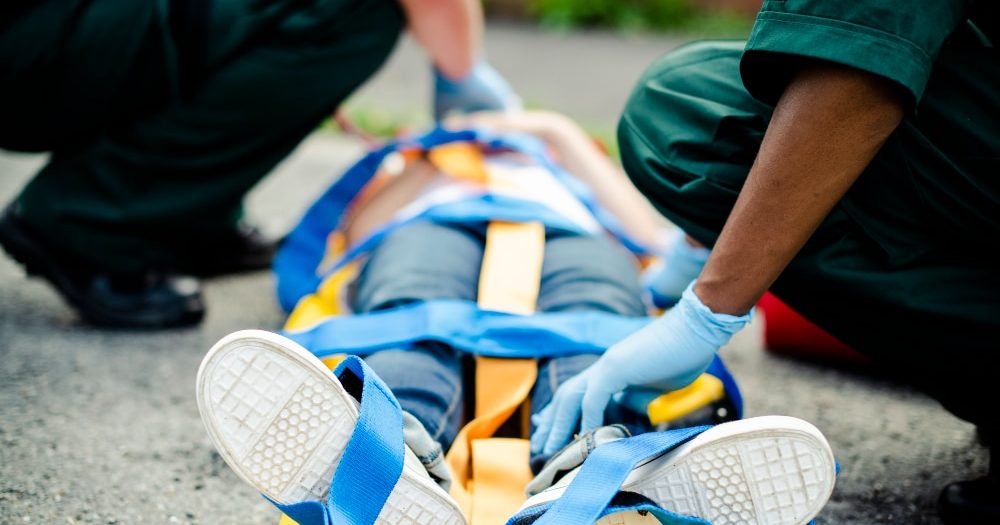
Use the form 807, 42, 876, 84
0, 23, 989, 525
346, 23, 689, 128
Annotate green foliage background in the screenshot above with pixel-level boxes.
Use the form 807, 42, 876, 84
522, 0, 752, 35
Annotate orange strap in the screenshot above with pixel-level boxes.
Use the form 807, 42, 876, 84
428, 144, 545, 524
445, 222, 544, 524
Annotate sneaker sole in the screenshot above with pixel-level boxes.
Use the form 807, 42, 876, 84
525, 416, 836, 525
196, 330, 466, 524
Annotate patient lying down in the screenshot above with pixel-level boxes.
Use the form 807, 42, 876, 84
195, 111, 837, 525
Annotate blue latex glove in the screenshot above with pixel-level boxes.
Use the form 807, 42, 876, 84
433, 60, 522, 121
531, 282, 751, 456
643, 229, 710, 309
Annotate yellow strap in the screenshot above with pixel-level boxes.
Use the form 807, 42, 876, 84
475, 221, 545, 316
427, 142, 526, 194
426, 143, 545, 524
471, 438, 534, 522
446, 222, 544, 524
445, 354, 538, 519
427, 143, 490, 184
647, 375, 726, 426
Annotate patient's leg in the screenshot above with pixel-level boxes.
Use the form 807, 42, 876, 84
530, 232, 649, 471
351, 221, 486, 450
364, 344, 465, 448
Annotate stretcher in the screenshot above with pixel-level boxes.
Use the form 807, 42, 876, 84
271, 128, 744, 524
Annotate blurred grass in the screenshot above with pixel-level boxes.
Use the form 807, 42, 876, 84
672, 11, 754, 37
503, 0, 753, 38
320, 107, 428, 137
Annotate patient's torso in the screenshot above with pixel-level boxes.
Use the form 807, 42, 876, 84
344, 151, 601, 246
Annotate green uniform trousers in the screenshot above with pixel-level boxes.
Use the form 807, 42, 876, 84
618, 38, 1000, 434
0, 0, 403, 272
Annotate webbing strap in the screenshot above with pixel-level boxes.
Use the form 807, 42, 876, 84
476, 221, 545, 315
431, 144, 544, 524
328, 357, 404, 524
273, 356, 404, 525
508, 427, 712, 525
443, 355, 537, 518
468, 224, 543, 525
284, 299, 652, 358
471, 438, 535, 523
280, 298, 744, 422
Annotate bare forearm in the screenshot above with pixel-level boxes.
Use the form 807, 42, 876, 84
544, 116, 667, 248
695, 64, 905, 315
399, 0, 481, 79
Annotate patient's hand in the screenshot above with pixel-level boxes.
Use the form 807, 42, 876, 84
445, 110, 577, 141
452, 109, 670, 250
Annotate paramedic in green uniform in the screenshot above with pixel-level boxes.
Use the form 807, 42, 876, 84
0, 0, 519, 328
534, 2, 999, 523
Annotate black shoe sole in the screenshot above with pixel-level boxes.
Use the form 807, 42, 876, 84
0, 210, 205, 329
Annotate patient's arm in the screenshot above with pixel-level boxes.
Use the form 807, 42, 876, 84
343, 158, 440, 244
451, 111, 668, 250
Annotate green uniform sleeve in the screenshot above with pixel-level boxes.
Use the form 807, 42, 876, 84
741, 0, 972, 108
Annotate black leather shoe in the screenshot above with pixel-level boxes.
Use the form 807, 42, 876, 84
939, 476, 1000, 524
173, 222, 278, 277
0, 206, 205, 328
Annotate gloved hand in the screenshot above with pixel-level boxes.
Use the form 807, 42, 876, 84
643, 229, 711, 309
530, 282, 751, 456
433, 60, 522, 121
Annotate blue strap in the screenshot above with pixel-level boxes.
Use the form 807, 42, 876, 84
284, 299, 651, 359
273, 356, 404, 525
509, 427, 712, 525
509, 499, 708, 525
284, 299, 742, 416
269, 497, 330, 525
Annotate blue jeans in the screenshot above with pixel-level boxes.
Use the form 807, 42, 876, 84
351, 221, 652, 471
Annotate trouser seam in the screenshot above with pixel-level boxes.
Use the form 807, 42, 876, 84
547, 358, 559, 406
431, 374, 463, 443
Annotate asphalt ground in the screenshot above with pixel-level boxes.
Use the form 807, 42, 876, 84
0, 23, 989, 525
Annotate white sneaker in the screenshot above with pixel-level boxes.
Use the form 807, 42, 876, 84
520, 416, 836, 525
196, 329, 466, 524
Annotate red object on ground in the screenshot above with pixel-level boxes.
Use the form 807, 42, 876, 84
757, 292, 869, 364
